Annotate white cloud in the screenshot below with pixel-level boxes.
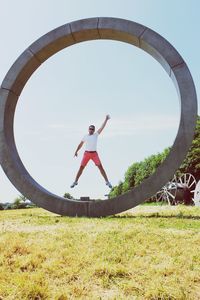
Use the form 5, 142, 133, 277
103, 114, 180, 137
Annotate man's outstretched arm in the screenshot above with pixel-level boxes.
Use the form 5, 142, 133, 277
74, 141, 84, 157
97, 115, 110, 135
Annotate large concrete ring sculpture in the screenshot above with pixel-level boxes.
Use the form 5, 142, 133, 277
0, 18, 197, 217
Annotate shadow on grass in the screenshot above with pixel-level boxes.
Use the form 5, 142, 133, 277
32, 212, 200, 221
111, 214, 200, 220
23, 209, 200, 221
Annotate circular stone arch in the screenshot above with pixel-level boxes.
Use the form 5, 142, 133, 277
0, 18, 197, 217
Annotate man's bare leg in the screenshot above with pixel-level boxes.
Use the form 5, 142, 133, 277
75, 165, 85, 182
97, 164, 108, 182
71, 165, 85, 188
97, 164, 112, 188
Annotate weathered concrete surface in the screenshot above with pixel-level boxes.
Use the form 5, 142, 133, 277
70, 18, 100, 42
29, 24, 74, 63
194, 180, 200, 206
140, 28, 184, 75
1, 50, 41, 96
0, 18, 197, 217
98, 17, 146, 46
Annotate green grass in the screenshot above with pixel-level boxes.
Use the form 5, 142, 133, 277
0, 205, 200, 299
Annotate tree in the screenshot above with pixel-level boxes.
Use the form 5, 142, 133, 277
12, 194, 28, 209
176, 116, 200, 180
109, 116, 200, 199
109, 181, 123, 198
12, 198, 23, 209
63, 193, 74, 199
18, 195, 27, 202
109, 148, 170, 198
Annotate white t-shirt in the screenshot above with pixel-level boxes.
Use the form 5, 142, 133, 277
82, 132, 99, 151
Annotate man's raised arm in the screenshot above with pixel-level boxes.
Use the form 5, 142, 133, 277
97, 115, 110, 134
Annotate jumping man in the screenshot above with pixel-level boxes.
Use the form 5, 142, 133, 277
70, 115, 112, 189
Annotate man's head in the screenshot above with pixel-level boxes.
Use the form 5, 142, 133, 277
88, 125, 95, 135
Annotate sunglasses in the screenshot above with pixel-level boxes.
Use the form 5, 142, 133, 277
89, 128, 95, 131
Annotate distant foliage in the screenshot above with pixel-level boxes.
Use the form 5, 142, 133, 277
110, 116, 200, 198
63, 193, 74, 199
12, 195, 28, 209
176, 115, 200, 181
0, 194, 36, 210
109, 148, 170, 198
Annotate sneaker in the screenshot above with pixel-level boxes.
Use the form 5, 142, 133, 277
106, 181, 112, 189
70, 181, 78, 188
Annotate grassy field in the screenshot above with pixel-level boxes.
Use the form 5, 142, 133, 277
0, 205, 200, 300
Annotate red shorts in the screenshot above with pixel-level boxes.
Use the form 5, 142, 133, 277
81, 151, 101, 167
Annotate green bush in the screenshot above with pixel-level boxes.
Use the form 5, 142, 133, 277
109, 116, 200, 200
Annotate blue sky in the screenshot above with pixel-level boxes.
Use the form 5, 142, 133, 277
0, 0, 199, 202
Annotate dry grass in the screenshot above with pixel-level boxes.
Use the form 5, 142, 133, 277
0, 205, 200, 299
